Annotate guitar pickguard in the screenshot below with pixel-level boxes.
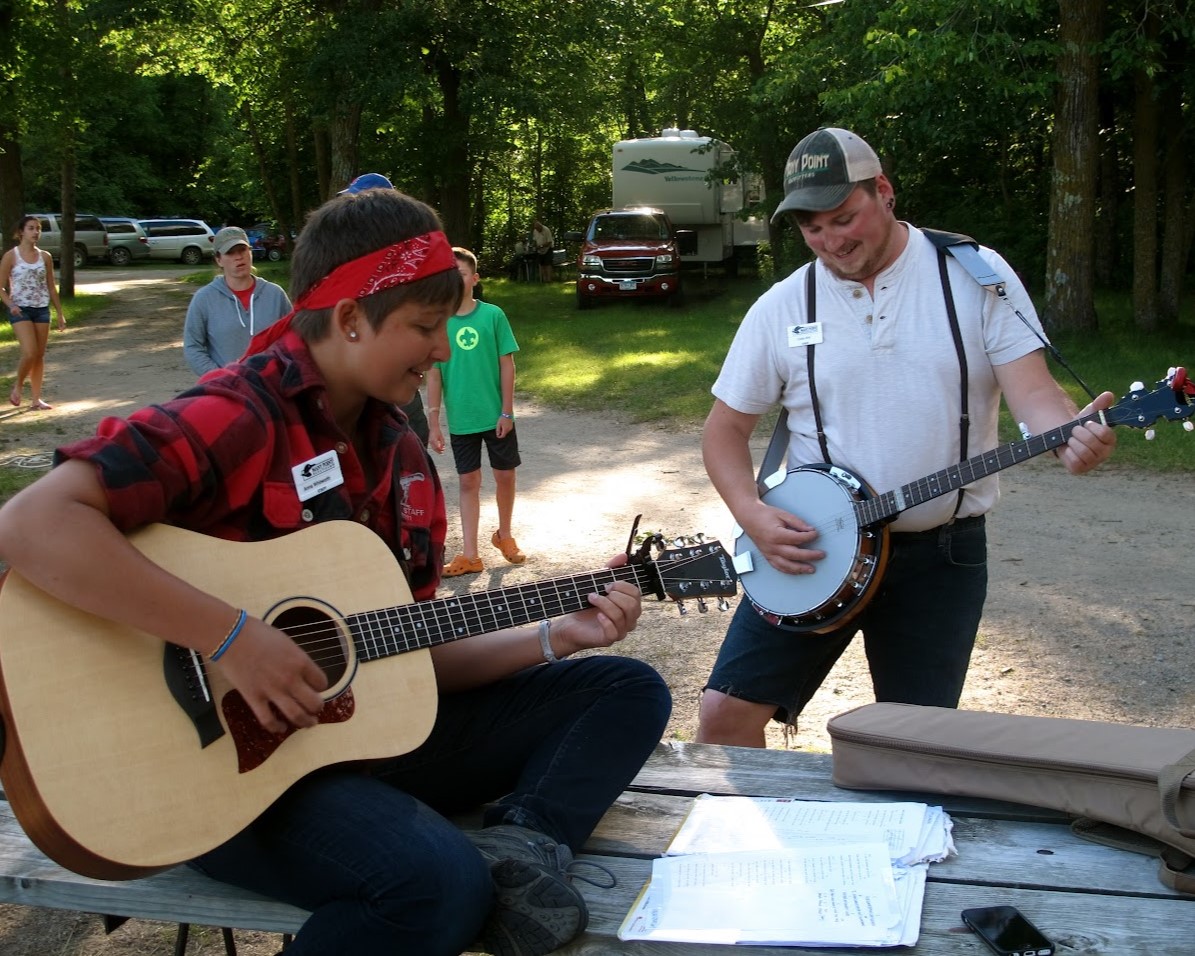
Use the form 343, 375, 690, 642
222, 687, 355, 773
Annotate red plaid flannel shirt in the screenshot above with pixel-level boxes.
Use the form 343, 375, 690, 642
56, 330, 445, 601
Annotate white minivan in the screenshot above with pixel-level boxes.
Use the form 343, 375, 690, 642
138, 219, 216, 264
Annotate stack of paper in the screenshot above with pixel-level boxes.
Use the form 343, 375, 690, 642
618, 796, 955, 947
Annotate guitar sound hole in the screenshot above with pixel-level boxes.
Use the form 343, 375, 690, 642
271, 604, 349, 686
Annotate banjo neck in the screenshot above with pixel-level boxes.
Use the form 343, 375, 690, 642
855, 411, 1104, 528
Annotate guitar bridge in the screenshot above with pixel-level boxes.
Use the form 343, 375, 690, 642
163, 643, 225, 749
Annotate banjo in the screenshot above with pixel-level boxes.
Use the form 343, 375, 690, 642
733, 368, 1194, 635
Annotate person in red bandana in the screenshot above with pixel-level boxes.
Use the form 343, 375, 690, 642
0, 188, 671, 956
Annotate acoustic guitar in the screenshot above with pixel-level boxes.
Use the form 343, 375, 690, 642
0, 519, 736, 880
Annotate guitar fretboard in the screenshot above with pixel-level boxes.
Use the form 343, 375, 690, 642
856, 411, 1102, 527
348, 565, 647, 660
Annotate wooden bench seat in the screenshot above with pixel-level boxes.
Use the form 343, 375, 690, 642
4, 743, 1195, 954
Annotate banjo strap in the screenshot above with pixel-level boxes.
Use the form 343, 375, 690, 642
757, 235, 977, 514
934, 242, 971, 518
756, 264, 816, 495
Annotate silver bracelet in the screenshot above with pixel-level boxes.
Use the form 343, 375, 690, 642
538, 619, 559, 663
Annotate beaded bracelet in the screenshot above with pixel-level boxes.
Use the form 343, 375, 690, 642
209, 608, 248, 662
538, 619, 559, 663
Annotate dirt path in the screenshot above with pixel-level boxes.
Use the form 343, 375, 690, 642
1, 277, 1193, 954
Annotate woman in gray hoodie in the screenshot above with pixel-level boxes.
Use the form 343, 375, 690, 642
183, 226, 292, 376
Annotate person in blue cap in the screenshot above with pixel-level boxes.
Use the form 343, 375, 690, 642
340, 172, 395, 194
340, 172, 430, 444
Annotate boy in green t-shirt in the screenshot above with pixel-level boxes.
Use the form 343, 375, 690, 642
428, 248, 526, 576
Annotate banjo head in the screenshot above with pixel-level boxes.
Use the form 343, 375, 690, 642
735, 464, 886, 632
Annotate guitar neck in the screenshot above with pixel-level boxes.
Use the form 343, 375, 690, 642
348, 563, 647, 661
858, 410, 1104, 527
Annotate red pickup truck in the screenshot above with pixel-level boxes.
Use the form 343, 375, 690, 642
568, 207, 685, 310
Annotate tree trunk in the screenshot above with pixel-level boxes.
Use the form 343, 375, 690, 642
0, 0, 21, 250
242, 102, 287, 245
285, 101, 302, 245
59, 122, 76, 298
327, 103, 361, 198
313, 123, 331, 203
1131, 64, 1160, 332
1094, 90, 1119, 287
433, 60, 471, 245
0, 124, 22, 252
1043, 0, 1102, 331
1157, 77, 1187, 327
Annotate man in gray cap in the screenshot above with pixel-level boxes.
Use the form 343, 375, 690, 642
183, 225, 292, 376
696, 126, 1117, 748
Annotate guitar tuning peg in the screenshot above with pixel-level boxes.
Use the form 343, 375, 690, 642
1184, 421, 1194, 432
717, 597, 731, 612
697, 597, 709, 613
693, 532, 706, 544
675, 600, 688, 616
672, 537, 687, 549
1130, 381, 1145, 391
1145, 428, 1156, 440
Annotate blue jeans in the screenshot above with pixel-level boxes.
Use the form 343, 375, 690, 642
706, 516, 988, 726
190, 655, 671, 955
8, 304, 49, 324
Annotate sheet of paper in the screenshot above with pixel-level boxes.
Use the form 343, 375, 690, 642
664, 794, 954, 865
618, 843, 913, 947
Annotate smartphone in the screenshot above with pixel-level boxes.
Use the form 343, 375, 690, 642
961, 905, 1054, 956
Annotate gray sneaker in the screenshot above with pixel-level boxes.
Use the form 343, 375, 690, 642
467, 825, 589, 956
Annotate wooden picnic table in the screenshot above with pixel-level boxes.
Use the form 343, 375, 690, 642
3, 740, 1195, 953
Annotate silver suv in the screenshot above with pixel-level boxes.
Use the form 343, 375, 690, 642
100, 217, 151, 265
139, 219, 216, 264
30, 213, 110, 268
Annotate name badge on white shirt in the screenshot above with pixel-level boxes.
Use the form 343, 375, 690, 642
292, 450, 345, 502
787, 322, 824, 347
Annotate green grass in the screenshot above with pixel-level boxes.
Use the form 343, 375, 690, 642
490, 275, 760, 423
479, 275, 1195, 472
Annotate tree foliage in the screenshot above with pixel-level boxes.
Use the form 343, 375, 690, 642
0, 0, 1190, 322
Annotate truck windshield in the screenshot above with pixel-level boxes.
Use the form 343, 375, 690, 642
593, 215, 667, 241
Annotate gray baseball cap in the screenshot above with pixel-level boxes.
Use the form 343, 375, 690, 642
771, 128, 883, 221
213, 226, 251, 255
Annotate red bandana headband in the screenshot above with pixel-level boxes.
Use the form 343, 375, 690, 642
243, 230, 457, 356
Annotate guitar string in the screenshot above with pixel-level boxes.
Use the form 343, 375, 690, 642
291, 571, 629, 669
272, 568, 634, 666
214, 550, 729, 669
280, 547, 731, 665
787, 437, 1069, 541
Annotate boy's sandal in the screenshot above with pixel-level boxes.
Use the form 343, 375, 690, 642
491, 531, 527, 565
443, 554, 483, 577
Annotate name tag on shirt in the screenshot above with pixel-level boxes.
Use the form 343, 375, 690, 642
787, 322, 824, 347
292, 450, 345, 502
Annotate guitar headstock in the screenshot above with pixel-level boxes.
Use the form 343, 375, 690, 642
628, 528, 738, 613
1106, 367, 1195, 436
